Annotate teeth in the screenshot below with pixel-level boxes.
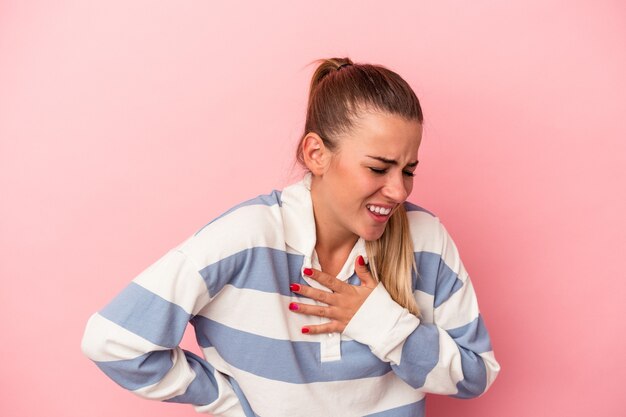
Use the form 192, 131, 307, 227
367, 205, 391, 215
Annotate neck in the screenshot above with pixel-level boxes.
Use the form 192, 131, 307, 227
310, 178, 359, 274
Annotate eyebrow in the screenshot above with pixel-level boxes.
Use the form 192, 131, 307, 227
366, 155, 419, 167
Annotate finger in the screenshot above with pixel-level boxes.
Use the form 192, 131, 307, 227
301, 322, 343, 335
355, 255, 377, 288
290, 283, 336, 305
288, 302, 336, 320
303, 267, 348, 293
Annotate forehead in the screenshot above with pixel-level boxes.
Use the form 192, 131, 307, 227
338, 111, 422, 155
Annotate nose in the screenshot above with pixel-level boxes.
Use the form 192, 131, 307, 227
382, 172, 409, 203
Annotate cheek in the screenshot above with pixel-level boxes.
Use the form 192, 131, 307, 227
357, 177, 381, 198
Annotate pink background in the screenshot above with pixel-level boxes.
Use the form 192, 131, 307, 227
1, 1, 625, 416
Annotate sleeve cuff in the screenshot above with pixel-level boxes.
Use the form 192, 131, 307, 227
343, 282, 420, 361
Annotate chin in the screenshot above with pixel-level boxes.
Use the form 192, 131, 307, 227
359, 228, 386, 242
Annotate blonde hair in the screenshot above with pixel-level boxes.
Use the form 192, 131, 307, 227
296, 57, 422, 316
366, 204, 419, 316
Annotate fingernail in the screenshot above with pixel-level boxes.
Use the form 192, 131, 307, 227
290, 283, 301, 291
358, 255, 365, 266
301, 327, 310, 334
289, 302, 299, 311
303, 268, 313, 276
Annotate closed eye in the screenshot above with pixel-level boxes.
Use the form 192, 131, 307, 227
369, 167, 415, 177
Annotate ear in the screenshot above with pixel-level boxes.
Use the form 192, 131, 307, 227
301, 133, 331, 176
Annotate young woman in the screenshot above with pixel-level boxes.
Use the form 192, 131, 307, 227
82, 57, 500, 416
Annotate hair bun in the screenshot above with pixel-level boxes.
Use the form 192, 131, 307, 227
337, 62, 352, 70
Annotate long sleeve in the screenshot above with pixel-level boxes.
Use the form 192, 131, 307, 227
81, 245, 245, 416
343, 219, 500, 398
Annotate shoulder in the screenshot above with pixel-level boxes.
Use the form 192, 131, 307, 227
403, 200, 437, 218
403, 201, 463, 266
195, 190, 283, 236
403, 201, 446, 251
177, 190, 286, 269
404, 200, 469, 287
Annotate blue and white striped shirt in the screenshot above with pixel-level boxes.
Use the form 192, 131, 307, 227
82, 174, 500, 416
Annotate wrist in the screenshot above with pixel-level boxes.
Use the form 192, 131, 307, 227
343, 283, 420, 360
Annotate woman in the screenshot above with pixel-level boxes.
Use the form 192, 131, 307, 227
82, 57, 500, 416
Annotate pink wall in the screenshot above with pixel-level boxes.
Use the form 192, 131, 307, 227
1, 1, 624, 416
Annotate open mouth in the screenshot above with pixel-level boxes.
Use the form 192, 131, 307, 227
366, 204, 393, 222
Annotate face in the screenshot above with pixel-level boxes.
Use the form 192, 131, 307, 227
310, 111, 422, 244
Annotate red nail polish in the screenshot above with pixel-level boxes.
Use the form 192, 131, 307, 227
303, 268, 313, 276
357, 255, 365, 266
289, 302, 299, 311
290, 283, 301, 292
301, 327, 310, 334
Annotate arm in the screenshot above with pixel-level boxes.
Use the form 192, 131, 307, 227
81, 245, 245, 416
289, 221, 500, 398
343, 222, 500, 397
343, 282, 498, 397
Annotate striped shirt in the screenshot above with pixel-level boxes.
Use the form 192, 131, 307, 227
81, 174, 500, 416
